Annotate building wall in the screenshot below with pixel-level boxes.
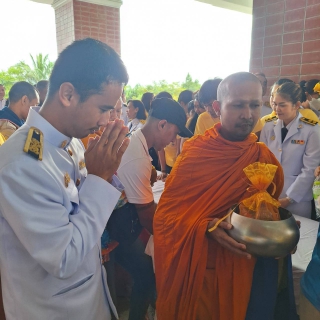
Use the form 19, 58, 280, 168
73, 1, 121, 54
55, 1, 75, 54
54, 0, 121, 54
250, 0, 320, 94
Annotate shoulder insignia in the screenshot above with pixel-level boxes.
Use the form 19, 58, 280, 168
265, 116, 278, 123
23, 127, 43, 161
300, 117, 317, 126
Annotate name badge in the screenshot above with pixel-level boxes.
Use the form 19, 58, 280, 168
291, 140, 305, 145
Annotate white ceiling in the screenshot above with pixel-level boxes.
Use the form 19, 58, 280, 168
196, 0, 253, 14
29, 0, 253, 14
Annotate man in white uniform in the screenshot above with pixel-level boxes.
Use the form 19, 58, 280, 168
0, 38, 129, 320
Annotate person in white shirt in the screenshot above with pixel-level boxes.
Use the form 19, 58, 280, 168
109, 98, 193, 320
127, 99, 147, 133
0, 38, 129, 320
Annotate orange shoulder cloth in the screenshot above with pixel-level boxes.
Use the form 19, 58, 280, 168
154, 123, 283, 320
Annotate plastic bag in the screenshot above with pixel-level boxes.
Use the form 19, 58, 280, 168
239, 162, 281, 221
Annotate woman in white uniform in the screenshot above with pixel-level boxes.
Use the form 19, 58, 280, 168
127, 100, 147, 133
260, 82, 320, 218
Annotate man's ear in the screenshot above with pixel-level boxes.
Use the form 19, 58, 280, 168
212, 100, 221, 117
20, 95, 28, 106
58, 82, 78, 108
158, 119, 168, 131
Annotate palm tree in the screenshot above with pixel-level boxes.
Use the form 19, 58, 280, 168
0, 54, 54, 93
29, 53, 54, 81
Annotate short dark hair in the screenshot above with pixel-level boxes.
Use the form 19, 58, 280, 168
199, 79, 222, 106
178, 90, 193, 105
9, 81, 38, 104
128, 99, 147, 120
271, 78, 294, 95
274, 78, 294, 86
276, 82, 302, 104
141, 92, 154, 112
48, 38, 128, 102
155, 91, 173, 99
36, 80, 49, 92
305, 79, 320, 95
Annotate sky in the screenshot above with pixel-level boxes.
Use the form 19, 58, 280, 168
1, 0, 253, 86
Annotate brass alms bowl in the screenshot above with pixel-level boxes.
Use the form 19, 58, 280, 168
226, 206, 300, 258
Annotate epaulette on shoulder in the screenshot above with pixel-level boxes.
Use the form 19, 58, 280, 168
23, 127, 43, 160
265, 115, 278, 123
300, 117, 318, 126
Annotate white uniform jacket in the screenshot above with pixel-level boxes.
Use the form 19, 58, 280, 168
0, 108, 122, 320
260, 113, 320, 204
127, 118, 144, 133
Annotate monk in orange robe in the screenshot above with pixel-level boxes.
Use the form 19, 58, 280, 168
154, 72, 298, 320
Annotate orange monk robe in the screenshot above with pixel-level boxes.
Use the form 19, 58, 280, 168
153, 122, 284, 320
81, 130, 103, 149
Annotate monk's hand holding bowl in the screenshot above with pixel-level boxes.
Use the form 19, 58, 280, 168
207, 218, 252, 259
315, 166, 320, 177
279, 197, 290, 208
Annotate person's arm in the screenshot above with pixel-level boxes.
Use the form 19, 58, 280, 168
283, 129, 320, 205
158, 148, 167, 180
135, 201, 157, 234
0, 120, 129, 279
0, 164, 122, 279
117, 156, 155, 232
206, 218, 251, 259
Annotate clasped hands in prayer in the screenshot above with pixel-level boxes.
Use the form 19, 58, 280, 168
85, 119, 129, 183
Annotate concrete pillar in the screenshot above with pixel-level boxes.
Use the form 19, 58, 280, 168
250, 0, 320, 97
52, 0, 121, 54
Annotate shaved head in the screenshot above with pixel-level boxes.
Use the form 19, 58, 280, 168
217, 72, 261, 103
212, 72, 262, 141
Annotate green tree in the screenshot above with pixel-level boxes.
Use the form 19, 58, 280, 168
125, 74, 201, 101
0, 54, 54, 96
181, 73, 201, 92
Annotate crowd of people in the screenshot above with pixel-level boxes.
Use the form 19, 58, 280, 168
0, 37, 320, 320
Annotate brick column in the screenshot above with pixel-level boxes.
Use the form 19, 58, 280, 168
249, 0, 320, 98
52, 0, 121, 54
